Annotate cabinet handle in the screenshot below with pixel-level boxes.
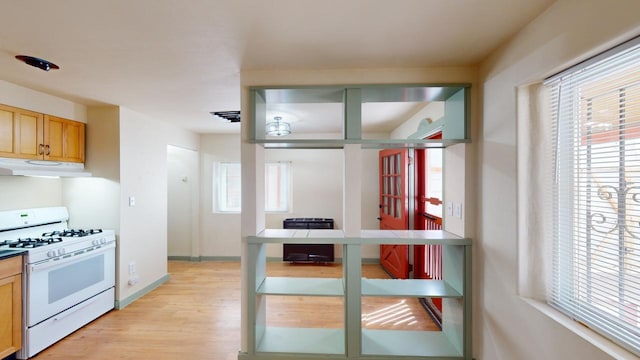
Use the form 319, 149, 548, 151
45, 145, 50, 155
39, 144, 44, 155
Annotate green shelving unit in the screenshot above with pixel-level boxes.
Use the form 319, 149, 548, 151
241, 232, 471, 360
240, 84, 472, 360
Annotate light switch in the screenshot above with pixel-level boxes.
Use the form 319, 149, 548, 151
454, 203, 462, 219
129, 196, 136, 207
447, 202, 453, 216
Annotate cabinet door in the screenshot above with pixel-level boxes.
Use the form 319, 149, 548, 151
44, 115, 85, 163
0, 104, 43, 159
0, 257, 22, 358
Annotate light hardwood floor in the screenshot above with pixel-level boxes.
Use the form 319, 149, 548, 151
32, 261, 437, 360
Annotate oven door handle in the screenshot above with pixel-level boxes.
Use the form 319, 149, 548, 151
53, 292, 104, 321
29, 243, 115, 274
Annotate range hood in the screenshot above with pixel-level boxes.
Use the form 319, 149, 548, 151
0, 157, 92, 177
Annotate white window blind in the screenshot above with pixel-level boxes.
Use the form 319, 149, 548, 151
547, 37, 640, 355
264, 162, 291, 212
214, 162, 291, 213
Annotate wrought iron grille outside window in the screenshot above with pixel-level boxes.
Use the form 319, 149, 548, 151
548, 37, 640, 355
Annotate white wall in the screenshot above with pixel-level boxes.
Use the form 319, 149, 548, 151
64, 106, 121, 231
200, 134, 242, 257
0, 80, 87, 122
117, 107, 199, 301
0, 177, 62, 210
476, 0, 640, 359
390, 102, 445, 139
62, 105, 199, 303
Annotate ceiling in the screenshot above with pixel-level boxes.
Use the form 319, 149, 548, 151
0, 0, 555, 134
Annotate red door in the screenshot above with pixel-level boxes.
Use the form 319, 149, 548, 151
379, 149, 409, 279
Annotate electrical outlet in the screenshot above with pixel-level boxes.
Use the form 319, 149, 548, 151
129, 196, 136, 207
129, 262, 136, 274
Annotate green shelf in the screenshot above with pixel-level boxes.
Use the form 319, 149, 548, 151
256, 327, 345, 355
362, 279, 462, 298
362, 329, 462, 358
257, 277, 344, 296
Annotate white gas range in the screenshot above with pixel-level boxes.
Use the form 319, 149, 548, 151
0, 207, 116, 359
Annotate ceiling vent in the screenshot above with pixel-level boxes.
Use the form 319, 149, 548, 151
211, 111, 240, 123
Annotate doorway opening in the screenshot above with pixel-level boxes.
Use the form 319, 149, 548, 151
167, 145, 199, 261
378, 132, 444, 327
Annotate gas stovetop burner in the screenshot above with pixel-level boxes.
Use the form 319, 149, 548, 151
0, 237, 63, 248
42, 229, 103, 237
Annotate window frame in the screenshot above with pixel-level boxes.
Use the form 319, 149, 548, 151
546, 36, 640, 357
213, 161, 292, 214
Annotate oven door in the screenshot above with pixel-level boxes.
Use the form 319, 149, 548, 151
26, 244, 115, 326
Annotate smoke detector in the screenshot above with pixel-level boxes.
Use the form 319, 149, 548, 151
15, 55, 59, 71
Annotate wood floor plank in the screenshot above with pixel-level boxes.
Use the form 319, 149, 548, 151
32, 261, 437, 359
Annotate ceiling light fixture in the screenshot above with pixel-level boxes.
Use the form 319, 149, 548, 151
266, 116, 291, 136
15, 55, 60, 71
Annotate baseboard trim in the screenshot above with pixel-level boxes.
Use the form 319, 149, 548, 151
115, 274, 170, 310
168, 256, 243, 262
167, 255, 196, 261
201, 256, 242, 262
362, 258, 380, 264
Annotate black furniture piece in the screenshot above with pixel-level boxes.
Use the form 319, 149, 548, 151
283, 218, 334, 263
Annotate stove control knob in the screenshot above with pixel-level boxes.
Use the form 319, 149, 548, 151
92, 239, 98, 246
100, 238, 107, 244
47, 250, 57, 258
58, 248, 65, 256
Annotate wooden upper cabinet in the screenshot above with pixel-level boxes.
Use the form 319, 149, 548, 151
44, 115, 85, 163
0, 104, 44, 160
0, 104, 85, 163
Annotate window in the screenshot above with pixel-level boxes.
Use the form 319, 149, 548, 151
215, 162, 242, 212
214, 162, 291, 213
264, 162, 291, 212
547, 38, 640, 355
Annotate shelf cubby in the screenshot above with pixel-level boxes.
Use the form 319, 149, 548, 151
257, 277, 344, 296
256, 327, 345, 355
361, 278, 461, 298
362, 329, 461, 357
